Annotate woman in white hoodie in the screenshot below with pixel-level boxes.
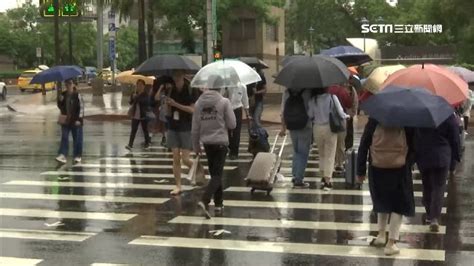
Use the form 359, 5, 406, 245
192, 75, 236, 219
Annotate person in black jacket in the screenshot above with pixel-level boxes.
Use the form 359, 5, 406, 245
126, 79, 153, 150
357, 118, 415, 256
414, 114, 460, 232
56, 79, 84, 164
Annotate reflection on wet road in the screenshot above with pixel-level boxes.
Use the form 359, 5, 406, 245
1, 107, 474, 265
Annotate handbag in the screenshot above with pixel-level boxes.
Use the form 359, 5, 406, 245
145, 111, 156, 121
329, 95, 345, 133
57, 114, 68, 125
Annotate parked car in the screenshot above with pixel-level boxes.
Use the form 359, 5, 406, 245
17, 69, 55, 92
84, 66, 97, 85
99, 67, 120, 84
0, 81, 6, 100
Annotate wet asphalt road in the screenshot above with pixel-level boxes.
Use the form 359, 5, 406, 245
1, 104, 474, 265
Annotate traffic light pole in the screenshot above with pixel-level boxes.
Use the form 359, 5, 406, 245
53, 0, 61, 97
68, 15, 73, 64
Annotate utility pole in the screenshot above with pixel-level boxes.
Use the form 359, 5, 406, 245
53, 0, 61, 97
68, 14, 73, 64
205, 0, 213, 64
94, 0, 104, 96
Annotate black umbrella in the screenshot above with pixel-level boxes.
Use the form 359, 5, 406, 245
237, 57, 269, 69
360, 85, 454, 128
275, 55, 350, 89
280, 55, 307, 66
134, 55, 200, 76
320, 46, 372, 66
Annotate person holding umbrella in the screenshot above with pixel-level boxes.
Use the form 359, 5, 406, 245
414, 114, 460, 232
56, 79, 84, 164
192, 75, 236, 219
357, 86, 454, 255
126, 79, 154, 150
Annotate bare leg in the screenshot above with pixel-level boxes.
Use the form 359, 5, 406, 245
181, 149, 193, 170
171, 148, 182, 195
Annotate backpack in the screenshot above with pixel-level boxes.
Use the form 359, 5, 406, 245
283, 90, 308, 130
370, 125, 408, 168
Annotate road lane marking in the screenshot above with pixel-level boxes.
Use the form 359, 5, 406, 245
279, 169, 423, 183
130, 152, 254, 157
0, 228, 96, 242
128, 236, 445, 261
224, 186, 446, 198
213, 200, 445, 213
0, 256, 43, 266
282, 159, 319, 164
100, 157, 252, 163
41, 171, 179, 179
3, 180, 195, 191
0, 192, 168, 205
169, 216, 446, 234
0, 208, 136, 221
75, 163, 237, 171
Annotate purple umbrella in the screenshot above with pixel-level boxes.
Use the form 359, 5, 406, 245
447, 66, 474, 84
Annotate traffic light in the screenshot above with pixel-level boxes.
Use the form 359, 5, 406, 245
40, 0, 80, 17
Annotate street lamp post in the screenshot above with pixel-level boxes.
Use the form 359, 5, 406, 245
361, 17, 369, 52
309, 26, 315, 56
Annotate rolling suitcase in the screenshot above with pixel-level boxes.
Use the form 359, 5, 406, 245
344, 148, 359, 189
245, 134, 287, 195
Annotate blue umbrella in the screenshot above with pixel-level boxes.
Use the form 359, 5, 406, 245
30, 65, 83, 84
320, 46, 372, 66
360, 85, 454, 128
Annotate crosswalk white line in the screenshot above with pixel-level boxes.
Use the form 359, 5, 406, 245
129, 236, 445, 261
214, 200, 446, 213
100, 157, 252, 163
0, 192, 169, 205
0, 256, 43, 266
0, 228, 96, 242
279, 177, 423, 185
41, 171, 177, 178
282, 159, 319, 164
91, 264, 130, 266
0, 208, 136, 221
130, 151, 254, 157
3, 180, 195, 191
224, 186, 446, 198
169, 216, 446, 234
149, 146, 253, 151
75, 163, 237, 171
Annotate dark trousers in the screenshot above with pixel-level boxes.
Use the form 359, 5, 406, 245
464, 116, 469, 131
128, 119, 150, 147
420, 167, 448, 221
201, 144, 228, 206
345, 117, 354, 150
228, 107, 242, 156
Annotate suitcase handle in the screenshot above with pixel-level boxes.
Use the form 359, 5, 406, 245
270, 133, 287, 157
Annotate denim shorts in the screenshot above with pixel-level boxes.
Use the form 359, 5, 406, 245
166, 130, 192, 150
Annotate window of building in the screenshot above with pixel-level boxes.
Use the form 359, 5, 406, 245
266, 23, 278, 42
230, 19, 256, 40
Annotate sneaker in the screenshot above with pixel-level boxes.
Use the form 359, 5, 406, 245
429, 221, 440, 232
320, 181, 333, 191
73, 157, 82, 164
371, 235, 387, 247
214, 205, 224, 213
293, 182, 310, 189
198, 201, 211, 219
384, 244, 400, 256
125, 145, 133, 151
335, 166, 344, 172
55, 154, 67, 164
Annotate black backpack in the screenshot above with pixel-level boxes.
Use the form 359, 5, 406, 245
283, 89, 308, 130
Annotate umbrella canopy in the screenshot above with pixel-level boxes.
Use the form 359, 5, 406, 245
134, 55, 200, 76
447, 66, 474, 84
30, 65, 83, 84
320, 45, 372, 66
237, 57, 269, 69
280, 55, 307, 66
382, 64, 469, 106
116, 70, 155, 85
363, 65, 406, 93
275, 55, 350, 89
361, 85, 454, 128
190, 59, 261, 89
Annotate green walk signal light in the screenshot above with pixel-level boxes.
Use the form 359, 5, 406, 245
40, 0, 80, 17
63, 3, 79, 16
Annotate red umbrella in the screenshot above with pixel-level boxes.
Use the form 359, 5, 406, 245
328, 84, 352, 109
381, 64, 468, 106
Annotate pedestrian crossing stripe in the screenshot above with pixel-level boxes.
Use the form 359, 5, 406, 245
0, 228, 96, 242
3, 180, 196, 191
280, 167, 421, 176
100, 157, 253, 163
148, 146, 253, 152
0, 192, 169, 205
129, 151, 255, 158
224, 186, 446, 198
282, 159, 319, 164
280, 177, 423, 185
128, 236, 445, 261
41, 171, 177, 178
0, 256, 43, 265
168, 216, 446, 234
74, 163, 237, 171
211, 200, 446, 214
91, 264, 130, 266
0, 208, 136, 221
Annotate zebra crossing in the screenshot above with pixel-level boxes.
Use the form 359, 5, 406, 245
0, 133, 451, 264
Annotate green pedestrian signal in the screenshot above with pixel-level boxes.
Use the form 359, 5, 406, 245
40, 0, 81, 17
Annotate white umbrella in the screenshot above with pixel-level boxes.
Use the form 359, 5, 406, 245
191, 59, 261, 89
